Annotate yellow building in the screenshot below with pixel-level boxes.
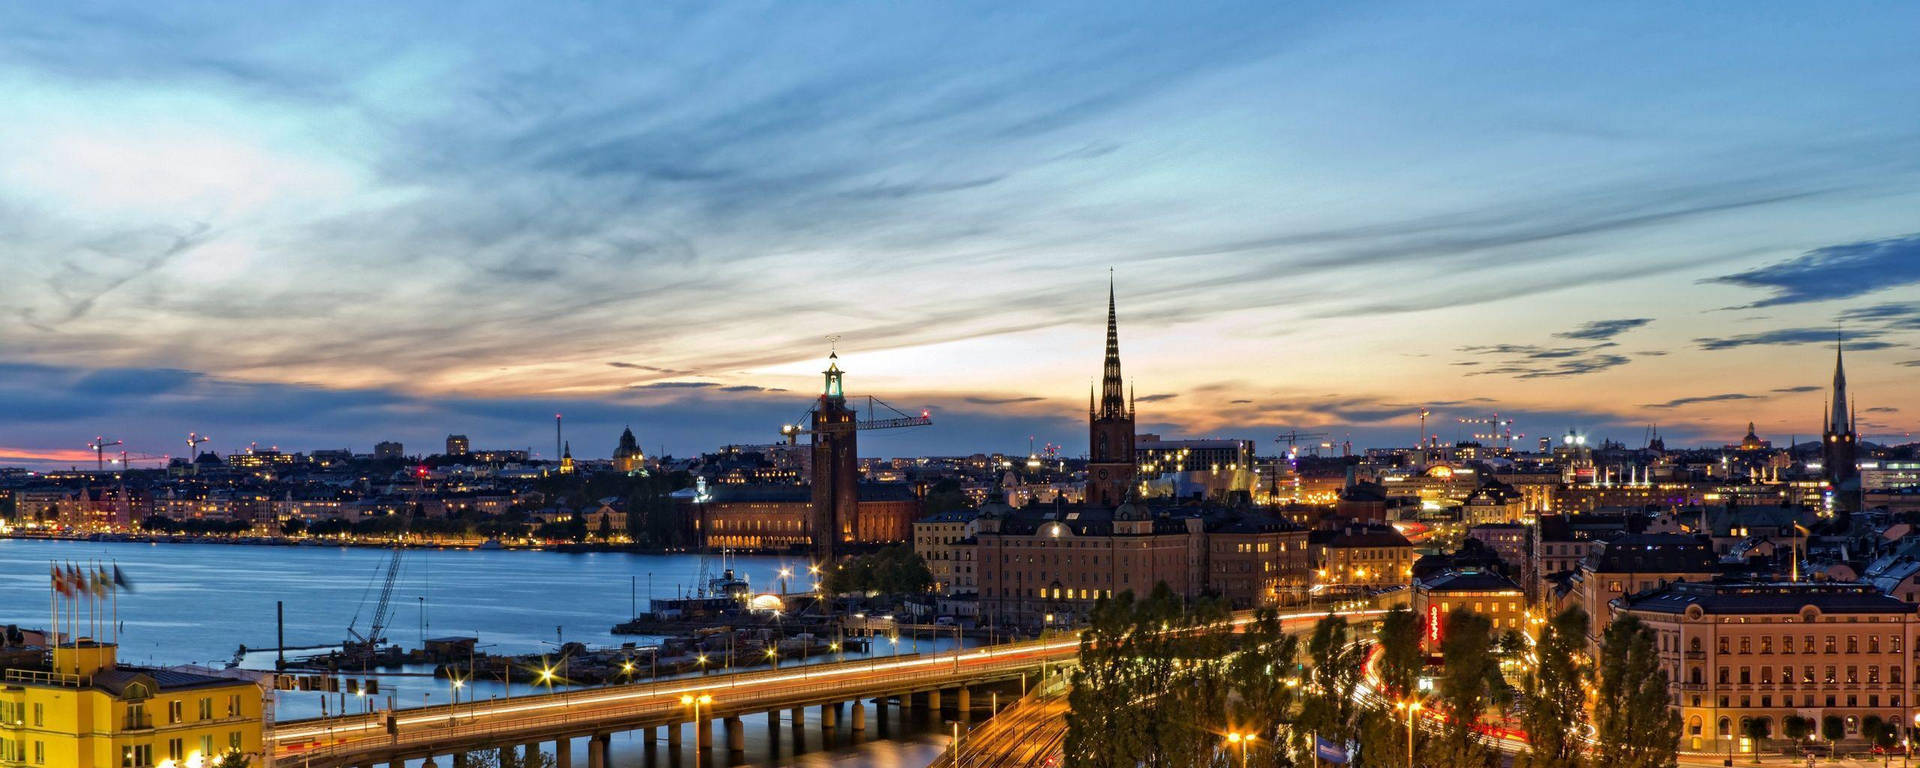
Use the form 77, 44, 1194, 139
0, 641, 263, 768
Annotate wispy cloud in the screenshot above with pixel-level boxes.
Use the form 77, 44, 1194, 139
1644, 393, 1760, 409
1555, 318, 1652, 341
1710, 233, 1920, 307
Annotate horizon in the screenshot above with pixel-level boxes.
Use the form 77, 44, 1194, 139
3, 3, 1918, 468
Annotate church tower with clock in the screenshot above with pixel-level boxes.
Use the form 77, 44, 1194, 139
1086, 279, 1137, 507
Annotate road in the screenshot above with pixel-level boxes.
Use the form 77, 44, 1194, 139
274, 608, 1379, 767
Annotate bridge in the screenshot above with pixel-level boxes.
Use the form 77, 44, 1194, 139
273, 608, 1382, 768
273, 634, 1078, 768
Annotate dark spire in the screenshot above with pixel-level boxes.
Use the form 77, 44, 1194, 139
1099, 274, 1125, 419
1830, 333, 1850, 435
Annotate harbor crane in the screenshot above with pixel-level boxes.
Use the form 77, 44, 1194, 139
186, 432, 210, 456
778, 396, 932, 445
345, 466, 423, 659
87, 437, 123, 471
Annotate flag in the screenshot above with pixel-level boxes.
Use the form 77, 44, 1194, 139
112, 564, 134, 592
1314, 736, 1350, 765
93, 565, 109, 597
51, 564, 69, 597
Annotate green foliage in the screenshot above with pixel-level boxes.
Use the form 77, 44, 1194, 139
210, 750, 251, 768
923, 477, 971, 517
278, 517, 306, 536
1822, 715, 1845, 743
1519, 606, 1589, 768
1593, 615, 1680, 768
1432, 610, 1496, 768
1298, 614, 1365, 759
1375, 606, 1422, 699
1782, 715, 1812, 742
820, 546, 934, 595
458, 749, 558, 768
1065, 584, 1240, 768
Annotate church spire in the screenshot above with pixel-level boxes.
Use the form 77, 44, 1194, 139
1099, 273, 1125, 419
1830, 333, 1850, 435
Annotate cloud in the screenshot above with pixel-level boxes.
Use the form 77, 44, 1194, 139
1710, 233, 1920, 307
1901, 360, 1920, 368
1693, 328, 1897, 351
1554, 318, 1652, 341
1865, 406, 1900, 413
1229, 399, 1252, 404
1458, 340, 1630, 379
1772, 385, 1821, 393
1134, 393, 1178, 403
963, 396, 1045, 405
1644, 393, 1760, 409
626, 381, 719, 390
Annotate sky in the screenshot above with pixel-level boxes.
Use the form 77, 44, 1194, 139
2, 2, 1919, 468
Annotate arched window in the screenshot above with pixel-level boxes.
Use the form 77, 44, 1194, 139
1719, 718, 1732, 737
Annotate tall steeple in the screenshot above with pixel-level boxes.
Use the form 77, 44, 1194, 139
1830, 333, 1849, 434
1099, 273, 1126, 419
1086, 274, 1139, 508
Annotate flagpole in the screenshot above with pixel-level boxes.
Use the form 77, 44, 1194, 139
112, 561, 120, 646
49, 562, 58, 651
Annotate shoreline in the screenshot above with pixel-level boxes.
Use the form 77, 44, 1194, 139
0, 531, 735, 555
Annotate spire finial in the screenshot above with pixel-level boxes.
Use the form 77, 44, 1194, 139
1097, 272, 1126, 419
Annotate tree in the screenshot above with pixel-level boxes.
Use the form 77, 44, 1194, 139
596, 514, 613, 541
1375, 606, 1422, 699
1432, 610, 1496, 768
1782, 715, 1812, 744
1230, 609, 1302, 768
1519, 606, 1589, 768
458, 749, 558, 768
279, 517, 306, 537
1822, 715, 1845, 744
210, 750, 251, 768
1744, 718, 1771, 763
1297, 615, 1364, 762
1593, 615, 1680, 768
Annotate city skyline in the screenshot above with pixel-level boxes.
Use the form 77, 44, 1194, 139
5, 3, 1920, 466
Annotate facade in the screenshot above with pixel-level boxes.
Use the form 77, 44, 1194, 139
0, 643, 264, 768
1312, 524, 1415, 587
1461, 480, 1525, 525
372, 441, 404, 459
1136, 437, 1257, 474
681, 481, 919, 552
1616, 581, 1917, 753
1567, 533, 1719, 646
1413, 570, 1527, 651
444, 434, 470, 457
975, 501, 1205, 624
1205, 512, 1311, 608
915, 507, 982, 596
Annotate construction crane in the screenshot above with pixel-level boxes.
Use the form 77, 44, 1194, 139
185, 432, 210, 457
1274, 430, 1329, 459
1459, 414, 1525, 450
112, 451, 171, 467
86, 437, 124, 472
346, 465, 422, 659
779, 396, 932, 445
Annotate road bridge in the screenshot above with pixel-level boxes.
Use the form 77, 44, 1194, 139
273, 608, 1380, 768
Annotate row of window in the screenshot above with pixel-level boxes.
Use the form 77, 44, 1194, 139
0, 702, 43, 727
121, 731, 243, 767
1683, 634, 1906, 655
0, 737, 44, 764
1703, 664, 1908, 686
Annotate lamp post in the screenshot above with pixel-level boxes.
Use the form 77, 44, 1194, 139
1227, 732, 1253, 768
681, 694, 712, 768
1396, 699, 1423, 768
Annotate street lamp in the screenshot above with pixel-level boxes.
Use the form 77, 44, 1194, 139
1227, 732, 1253, 768
681, 693, 713, 768
1396, 699, 1423, 768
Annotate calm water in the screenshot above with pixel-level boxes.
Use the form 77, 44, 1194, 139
0, 539, 955, 768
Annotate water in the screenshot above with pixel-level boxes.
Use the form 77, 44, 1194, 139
0, 539, 958, 768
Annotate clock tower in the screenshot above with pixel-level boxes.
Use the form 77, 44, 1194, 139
1086, 279, 1137, 507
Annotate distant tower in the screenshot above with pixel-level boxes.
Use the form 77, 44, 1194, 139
1085, 278, 1137, 507
1822, 335, 1860, 525
555, 414, 564, 462
811, 352, 860, 561
559, 441, 575, 475
613, 426, 646, 473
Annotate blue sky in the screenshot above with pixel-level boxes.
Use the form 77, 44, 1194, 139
2, 2, 1918, 466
